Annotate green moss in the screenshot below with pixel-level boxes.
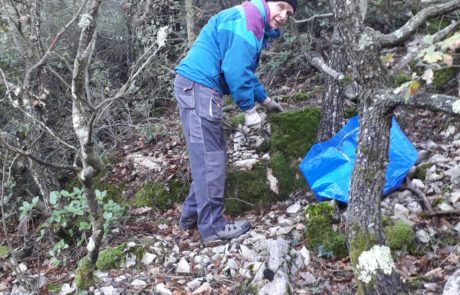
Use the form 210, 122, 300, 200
414, 163, 433, 181
394, 74, 412, 86
438, 231, 459, 246
96, 243, 127, 271
344, 107, 358, 119
304, 203, 348, 258
269, 108, 320, 162
432, 198, 444, 207
432, 67, 458, 90
47, 283, 61, 293
240, 282, 259, 295
230, 113, 245, 128
270, 152, 304, 198
133, 181, 186, 209
75, 257, 95, 290
0, 245, 8, 258
224, 164, 274, 215
384, 220, 416, 253
284, 92, 312, 103
426, 17, 454, 34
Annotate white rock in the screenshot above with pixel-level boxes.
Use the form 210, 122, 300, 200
233, 159, 258, 170
59, 283, 76, 295
286, 201, 302, 214
443, 268, 460, 295
212, 245, 226, 254
176, 257, 191, 274
424, 283, 438, 292
141, 252, 157, 265
407, 201, 423, 214
131, 279, 147, 288
155, 283, 173, 295
192, 283, 212, 294
438, 202, 455, 212
114, 275, 127, 283
94, 271, 109, 279
125, 253, 137, 268
411, 179, 425, 190
240, 244, 258, 261
158, 224, 168, 230
450, 191, 460, 204
100, 286, 120, 295
267, 168, 279, 194
300, 271, 316, 285
193, 255, 211, 265
11, 285, 31, 295
299, 246, 311, 267
416, 229, 430, 243
453, 222, 460, 233
186, 277, 205, 290
393, 204, 414, 226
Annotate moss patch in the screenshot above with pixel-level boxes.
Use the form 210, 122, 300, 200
96, 243, 127, 271
224, 164, 274, 215
269, 108, 320, 162
47, 283, 61, 293
414, 163, 433, 181
133, 180, 186, 209
432, 67, 458, 90
426, 17, 454, 34
283, 92, 312, 103
384, 220, 416, 254
75, 257, 95, 290
304, 202, 348, 258
394, 74, 412, 86
230, 113, 245, 128
0, 245, 8, 258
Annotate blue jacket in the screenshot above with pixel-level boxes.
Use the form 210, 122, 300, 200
176, 0, 280, 111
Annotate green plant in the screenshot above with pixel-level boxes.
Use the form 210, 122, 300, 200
39, 188, 124, 266
18, 196, 39, 220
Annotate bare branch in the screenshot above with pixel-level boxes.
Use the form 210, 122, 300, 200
0, 135, 78, 171
23, 0, 89, 88
391, 21, 459, 73
394, 91, 460, 114
292, 13, 333, 24
304, 52, 346, 81
375, 0, 460, 47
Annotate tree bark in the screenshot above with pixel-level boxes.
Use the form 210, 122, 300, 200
316, 27, 346, 142
185, 0, 196, 47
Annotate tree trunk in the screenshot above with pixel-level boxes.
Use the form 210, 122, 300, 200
330, 0, 407, 293
316, 27, 346, 142
185, 0, 196, 47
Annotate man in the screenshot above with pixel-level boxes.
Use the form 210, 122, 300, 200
174, 0, 297, 242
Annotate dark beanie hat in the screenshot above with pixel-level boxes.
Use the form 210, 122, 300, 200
267, 0, 298, 12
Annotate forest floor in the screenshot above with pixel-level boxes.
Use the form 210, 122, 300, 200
1, 94, 460, 294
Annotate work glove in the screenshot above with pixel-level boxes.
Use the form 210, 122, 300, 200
244, 107, 262, 129
262, 97, 284, 112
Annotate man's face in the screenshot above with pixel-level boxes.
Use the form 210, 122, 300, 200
267, 1, 294, 29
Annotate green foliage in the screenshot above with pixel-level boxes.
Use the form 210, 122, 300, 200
304, 202, 348, 258
230, 113, 245, 128
0, 245, 8, 258
39, 188, 124, 266
18, 196, 39, 220
384, 220, 416, 254
426, 17, 453, 35
46, 283, 61, 293
224, 164, 274, 215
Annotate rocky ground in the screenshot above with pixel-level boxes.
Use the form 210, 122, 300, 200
2, 106, 460, 295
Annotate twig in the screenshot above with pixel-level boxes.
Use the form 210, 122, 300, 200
225, 198, 256, 207
426, 209, 460, 217
292, 13, 333, 24
304, 52, 346, 82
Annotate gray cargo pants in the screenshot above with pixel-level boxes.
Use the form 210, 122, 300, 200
174, 74, 227, 239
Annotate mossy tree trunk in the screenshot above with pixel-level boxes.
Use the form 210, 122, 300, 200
328, 0, 460, 293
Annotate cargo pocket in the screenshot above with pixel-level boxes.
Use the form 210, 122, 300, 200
174, 75, 194, 109
198, 86, 223, 121
205, 150, 225, 199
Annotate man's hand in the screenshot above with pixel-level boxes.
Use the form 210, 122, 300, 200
262, 97, 284, 112
244, 107, 261, 129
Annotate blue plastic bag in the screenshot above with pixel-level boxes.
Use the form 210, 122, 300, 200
299, 115, 417, 203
